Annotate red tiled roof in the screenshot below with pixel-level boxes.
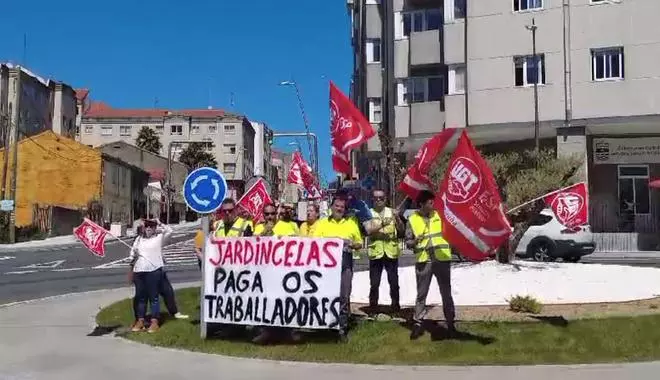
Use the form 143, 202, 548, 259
75, 88, 89, 101
84, 102, 227, 119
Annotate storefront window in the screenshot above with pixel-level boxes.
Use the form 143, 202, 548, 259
618, 165, 650, 215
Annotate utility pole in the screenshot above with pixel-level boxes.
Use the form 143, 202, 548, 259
526, 18, 540, 154
8, 69, 21, 243
278, 80, 317, 175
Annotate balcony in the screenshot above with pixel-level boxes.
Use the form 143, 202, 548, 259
394, 101, 446, 139
410, 29, 442, 66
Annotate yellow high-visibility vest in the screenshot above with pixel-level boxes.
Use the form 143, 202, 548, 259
408, 211, 451, 262
254, 220, 299, 236
213, 217, 249, 238
367, 207, 400, 260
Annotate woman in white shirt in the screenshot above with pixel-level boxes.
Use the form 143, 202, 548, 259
129, 219, 172, 333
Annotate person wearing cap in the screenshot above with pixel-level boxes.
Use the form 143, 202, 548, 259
405, 190, 456, 340
313, 192, 362, 343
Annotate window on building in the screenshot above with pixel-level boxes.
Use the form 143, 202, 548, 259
618, 165, 650, 215
191, 125, 200, 134
592, 47, 624, 81
366, 39, 382, 63
590, 0, 607, 3
223, 163, 236, 173
101, 126, 113, 136
514, 55, 546, 86
203, 141, 214, 152
119, 125, 131, 136
84, 125, 93, 134
223, 144, 237, 154
397, 76, 445, 105
368, 98, 382, 123
170, 125, 183, 135
75, 125, 80, 135
224, 125, 236, 134
398, 8, 442, 38
454, 0, 466, 19
514, 0, 543, 12
448, 64, 466, 94
155, 125, 164, 135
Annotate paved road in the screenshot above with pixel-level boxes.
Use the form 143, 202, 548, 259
1, 285, 658, 380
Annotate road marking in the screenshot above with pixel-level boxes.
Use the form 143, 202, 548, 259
0, 256, 15, 261
19, 260, 66, 270
52, 267, 85, 272
4, 270, 39, 275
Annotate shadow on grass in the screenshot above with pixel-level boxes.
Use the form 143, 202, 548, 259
531, 315, 569, 328
398, 320, 496, 345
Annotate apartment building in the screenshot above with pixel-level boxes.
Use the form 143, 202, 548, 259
250, 121, 274, 184
0, 63, 77, 147
271, 149, 300, 203
77, 97, 257, 197
349, 0, 660, 250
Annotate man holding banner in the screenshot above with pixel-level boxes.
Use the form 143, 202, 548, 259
313, 193, 363, 342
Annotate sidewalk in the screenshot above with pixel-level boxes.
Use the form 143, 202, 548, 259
0, 220, 201, 253
586, 251, 660, 260
0, 285, 658, 380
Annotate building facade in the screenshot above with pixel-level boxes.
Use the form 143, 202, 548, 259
349, 0, 660, 250
0, 63, 77, 148
271, 149, 300, 204
250, 121, 274, 185
77, 96, 257, 197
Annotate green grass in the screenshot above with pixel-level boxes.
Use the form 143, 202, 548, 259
97, 287, 660, 365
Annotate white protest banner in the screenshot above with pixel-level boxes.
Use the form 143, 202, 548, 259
203, 236, 344, 330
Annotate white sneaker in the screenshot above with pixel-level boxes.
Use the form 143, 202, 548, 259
174, 312, 189, 319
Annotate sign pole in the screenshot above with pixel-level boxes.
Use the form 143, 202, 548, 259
182, 166, 228, 341
200, 214, 209, 339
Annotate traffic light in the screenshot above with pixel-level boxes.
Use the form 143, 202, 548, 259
267, 131, 274, 146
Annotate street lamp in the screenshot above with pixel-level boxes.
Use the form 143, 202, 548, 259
288, 141, 302, 152
525, 17, 540, 154
278, 80, 317, 174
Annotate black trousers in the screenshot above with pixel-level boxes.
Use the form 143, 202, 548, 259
368, 256, 400, 308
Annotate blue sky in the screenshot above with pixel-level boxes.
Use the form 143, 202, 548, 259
0, 0, 353, 185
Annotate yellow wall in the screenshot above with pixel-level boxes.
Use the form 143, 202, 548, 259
0, 131, 103, 226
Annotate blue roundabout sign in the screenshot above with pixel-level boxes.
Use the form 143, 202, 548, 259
182, 167, 228, 214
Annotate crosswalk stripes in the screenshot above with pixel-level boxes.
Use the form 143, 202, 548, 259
93, 238, 198, 269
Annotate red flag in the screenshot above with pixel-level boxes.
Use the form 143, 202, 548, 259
73, 218, 108, 258
544, 182, 588, 228
435, 131, 511, 261
329, 81, 376, 174
400, 129, 458, 200
237, 178, 273, 223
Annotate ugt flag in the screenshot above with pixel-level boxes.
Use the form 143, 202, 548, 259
237, 178, 273, 223
329, 81, 376, 174
400, 128, 458, 200
73, 218, 109, 258
435, 131, 511, 261
543, 182, 588, 229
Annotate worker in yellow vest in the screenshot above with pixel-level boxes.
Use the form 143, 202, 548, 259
254, 203, 299, 237
300, 203, 320, 237
364, 189, 403, 314
313, 193, 363, 343
405, 190, 456, 340
252, 202, 300, 345
212, 199, 253, 238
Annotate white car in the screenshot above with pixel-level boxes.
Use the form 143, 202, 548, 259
515, 208, 596, 262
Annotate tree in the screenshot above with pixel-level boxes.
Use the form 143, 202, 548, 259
393, 147, 581, 263
178, 142, 218, 171
135, 126, 162, 155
